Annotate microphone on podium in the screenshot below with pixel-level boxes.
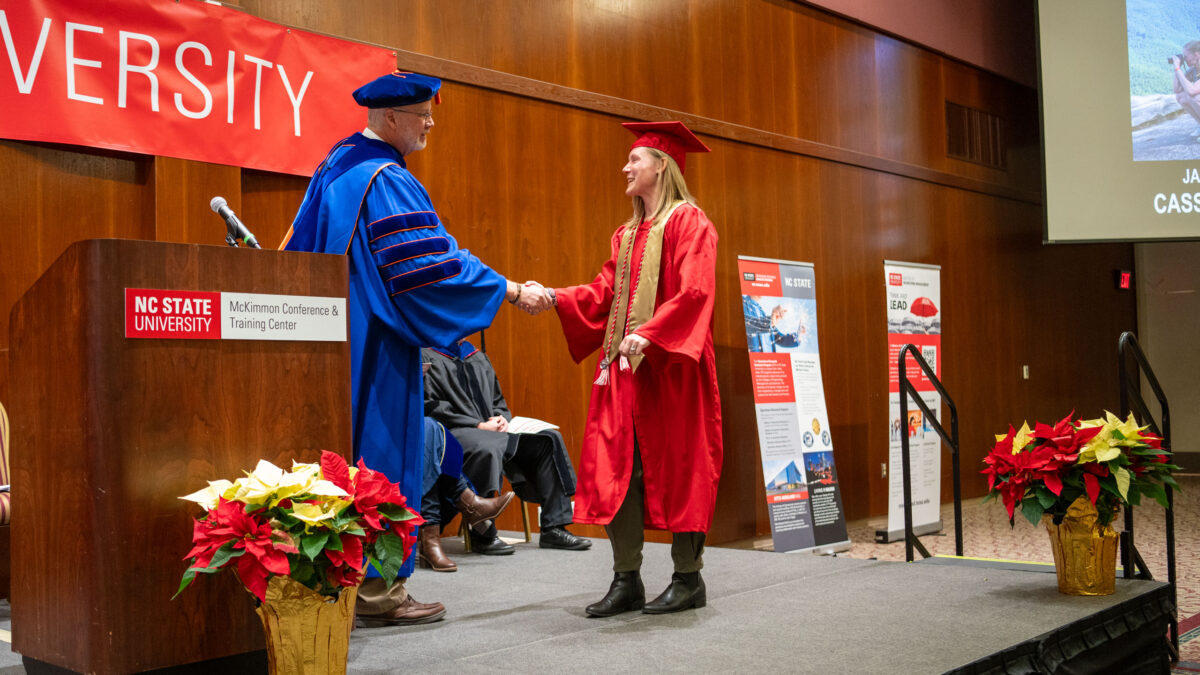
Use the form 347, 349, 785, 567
210, 196, 261, 249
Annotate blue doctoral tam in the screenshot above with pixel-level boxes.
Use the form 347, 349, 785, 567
353, 71, 442, 108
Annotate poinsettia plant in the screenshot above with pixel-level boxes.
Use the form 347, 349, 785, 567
982, 411, 1180, 527
175, 450, 421, 602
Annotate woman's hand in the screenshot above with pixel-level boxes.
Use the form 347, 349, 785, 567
478, 416, 508, 432
619, 333, 650, 358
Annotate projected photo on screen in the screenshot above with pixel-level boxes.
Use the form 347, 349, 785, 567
1128, 0, 1200, 161
1039, 0, 1200, 242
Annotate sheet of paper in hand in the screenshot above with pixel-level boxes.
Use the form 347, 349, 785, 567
507, 417, 560, 434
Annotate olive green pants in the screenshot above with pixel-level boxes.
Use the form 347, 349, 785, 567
356, 576, 407, 614
605, 445, 705, 574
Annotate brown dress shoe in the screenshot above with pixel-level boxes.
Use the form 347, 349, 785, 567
455, 488, 515, 528
357, 595, 446, 626
418, 525, 457, 572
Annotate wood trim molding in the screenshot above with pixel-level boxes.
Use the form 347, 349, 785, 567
388, 48, 1042, 205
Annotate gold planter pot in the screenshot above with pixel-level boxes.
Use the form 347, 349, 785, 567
1042, 496, 1118, 596
255, 576, 359, 675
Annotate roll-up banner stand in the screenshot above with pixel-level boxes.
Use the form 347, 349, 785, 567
878, 261, 943, 543
738, 256, 849, 554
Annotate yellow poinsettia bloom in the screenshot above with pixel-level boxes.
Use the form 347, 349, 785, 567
1077, 411, 1148, 464
222, 460, 349, 507
291, 498, 353, 527
291, 500, 339, 525
996, 421, 1034, 455
179, 479, 234, 510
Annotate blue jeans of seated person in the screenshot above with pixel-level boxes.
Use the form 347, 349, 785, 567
422, 417, 473, 530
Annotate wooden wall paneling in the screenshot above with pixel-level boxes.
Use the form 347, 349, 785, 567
874, 35, 945, 169
940, 187, 1018, 492
0, 140, 154, 405
827, 15, 883, 158
1002, 85, 1043, 193
821, 164, 885, 520
797, 8, 845, 146
762, 1, 802, 137
240, 170, 311, 249
152, 157, 242, 245
706, 140, 776, 544
240, 0, 1041, 202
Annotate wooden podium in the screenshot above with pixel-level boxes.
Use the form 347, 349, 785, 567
7, 240, 351, 674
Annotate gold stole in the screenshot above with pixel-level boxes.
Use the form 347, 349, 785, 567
596, 201, 687, 384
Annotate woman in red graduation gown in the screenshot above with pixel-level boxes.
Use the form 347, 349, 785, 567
552, 121, 723, 616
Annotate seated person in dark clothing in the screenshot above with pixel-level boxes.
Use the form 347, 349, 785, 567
423, 342, 591, 554
419, 417, 514, 572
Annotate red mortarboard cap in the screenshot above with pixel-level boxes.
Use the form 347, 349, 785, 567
622, 121, 710, 173
353, 70, 442, 108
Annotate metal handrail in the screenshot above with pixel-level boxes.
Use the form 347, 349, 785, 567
1117, 331, 1178, 656
898, 344, 962, 563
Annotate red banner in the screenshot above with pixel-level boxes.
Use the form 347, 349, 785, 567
0, 0, 395, 175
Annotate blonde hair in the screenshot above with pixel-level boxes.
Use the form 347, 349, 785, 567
625, 148, 697, 229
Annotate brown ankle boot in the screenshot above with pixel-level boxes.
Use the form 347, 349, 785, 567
455, 488, 515, 528
418, 525, 457, 572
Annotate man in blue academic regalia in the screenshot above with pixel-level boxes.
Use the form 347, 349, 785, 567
282, 70, 537, 625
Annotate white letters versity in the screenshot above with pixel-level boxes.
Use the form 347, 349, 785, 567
65, 21, 104, 104
276, 64, 313, 136
242, 54, 272, 130
175, 41, 213, 119
0, 11, 51, 94
118, 31, 160, 111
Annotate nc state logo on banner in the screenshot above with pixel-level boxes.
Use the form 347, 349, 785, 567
0, 0, 396, 175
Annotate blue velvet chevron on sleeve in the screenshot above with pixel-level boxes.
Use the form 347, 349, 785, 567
367, 211, 461, 295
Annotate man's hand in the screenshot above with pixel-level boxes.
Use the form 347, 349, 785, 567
477, 416, 509, 432
505, 279, 522, 304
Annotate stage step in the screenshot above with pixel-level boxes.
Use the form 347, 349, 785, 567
918, 554, 1125, 575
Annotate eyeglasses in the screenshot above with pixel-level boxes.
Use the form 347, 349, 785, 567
391, 108, 434, 121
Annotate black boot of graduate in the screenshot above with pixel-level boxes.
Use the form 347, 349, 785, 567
643, 571, 705, 614
585, 571, 645, 617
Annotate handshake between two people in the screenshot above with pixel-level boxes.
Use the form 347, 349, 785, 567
507, 279, 556, 316
503, 279, 649, 356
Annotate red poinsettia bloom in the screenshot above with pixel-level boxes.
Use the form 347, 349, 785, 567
324, 532, 365, 572
352, 458, 420, 531
323, 532, 366, 588
326, 561, 364, 588
981, 424, 1086, 520
205, 498, 291, 601
320, 450, 354, 493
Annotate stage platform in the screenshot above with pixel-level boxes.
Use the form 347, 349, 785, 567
0, 532, 1174, 674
